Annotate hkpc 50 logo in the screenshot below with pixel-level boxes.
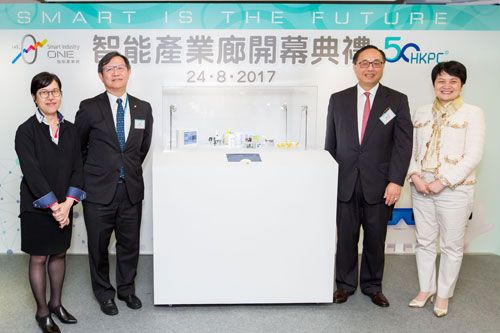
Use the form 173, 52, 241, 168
384, 37, 448, 64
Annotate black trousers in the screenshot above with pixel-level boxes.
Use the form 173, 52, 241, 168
335, 176, 392, 294
83, 182, 142, 302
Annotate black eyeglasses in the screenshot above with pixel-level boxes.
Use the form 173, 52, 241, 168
37, 89, 61, 99
357, 60, 385, 69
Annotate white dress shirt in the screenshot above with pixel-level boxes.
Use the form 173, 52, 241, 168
35, 108, 63, 145
106, 91, 130, 141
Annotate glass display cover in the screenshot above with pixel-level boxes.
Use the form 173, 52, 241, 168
162, 86, 318, 151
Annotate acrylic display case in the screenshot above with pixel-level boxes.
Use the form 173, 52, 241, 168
162, 86, 318, 151
153, 85, 337, 305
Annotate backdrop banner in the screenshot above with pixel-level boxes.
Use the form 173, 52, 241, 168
1, 3, 498, 254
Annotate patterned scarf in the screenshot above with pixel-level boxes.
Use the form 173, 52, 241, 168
421, 96, 464, 171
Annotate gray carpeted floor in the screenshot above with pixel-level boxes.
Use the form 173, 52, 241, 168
0, 254, 499, 333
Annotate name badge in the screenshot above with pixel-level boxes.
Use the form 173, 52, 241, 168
134, 119, 146, 129
379, 108, 396, 125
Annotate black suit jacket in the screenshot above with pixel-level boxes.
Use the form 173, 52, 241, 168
75, 92, 153, 205
325, 84, 413, 204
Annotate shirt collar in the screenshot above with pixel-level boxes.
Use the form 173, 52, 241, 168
107, 91, 128, 108
357, 83, 379, 97
35, 108, 64, 124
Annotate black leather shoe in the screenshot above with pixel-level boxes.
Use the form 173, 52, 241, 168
333, 288, 355, 304
100, 299, 119, 315
35, 314, 60, 333
366, 291, 390, 307
49, 304, 77, 324
117, 294, 142, 309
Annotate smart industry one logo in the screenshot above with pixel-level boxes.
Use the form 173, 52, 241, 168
11, 34, 48, 64
384, 37, 448, 64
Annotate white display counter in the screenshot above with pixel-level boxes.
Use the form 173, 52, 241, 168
152, 149, 337, 304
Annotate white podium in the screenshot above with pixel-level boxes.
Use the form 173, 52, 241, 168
152, 149, 337, 304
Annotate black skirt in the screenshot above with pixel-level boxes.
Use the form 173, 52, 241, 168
20, 212, 72, 255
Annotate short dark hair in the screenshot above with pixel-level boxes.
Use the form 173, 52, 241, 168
97, 51, 131, 73
431, 61, 467, 85
30, 72, 61, 97
352, 45, 386, 64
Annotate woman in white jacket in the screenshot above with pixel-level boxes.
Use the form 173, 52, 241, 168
407, 61, 485, 317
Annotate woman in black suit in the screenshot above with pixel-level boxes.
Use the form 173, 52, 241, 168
15, 72, 86, 333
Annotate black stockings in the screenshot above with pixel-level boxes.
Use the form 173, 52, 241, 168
29, 252, 67, 317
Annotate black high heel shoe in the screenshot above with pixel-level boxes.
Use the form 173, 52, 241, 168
49, 304, 77, 324
35, 314, 60, 333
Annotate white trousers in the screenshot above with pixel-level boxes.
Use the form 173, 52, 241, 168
411, 173, 474, 298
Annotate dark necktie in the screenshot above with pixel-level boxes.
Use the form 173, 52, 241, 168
116, 98, 126, 179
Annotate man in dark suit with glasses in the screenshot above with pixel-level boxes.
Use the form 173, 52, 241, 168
75, 51, 153, 316
325, 45, 412, 307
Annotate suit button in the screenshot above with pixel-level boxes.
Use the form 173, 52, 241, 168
354, 167, 358, 172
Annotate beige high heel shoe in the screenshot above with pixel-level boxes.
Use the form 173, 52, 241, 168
408, 293, 435, 308
433, 297, 449, 317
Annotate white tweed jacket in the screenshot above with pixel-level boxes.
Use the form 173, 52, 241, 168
407, 102, 485, 187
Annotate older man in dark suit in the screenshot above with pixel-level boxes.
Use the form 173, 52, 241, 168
325, 45, 412, 307
75, 51, 153, 315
